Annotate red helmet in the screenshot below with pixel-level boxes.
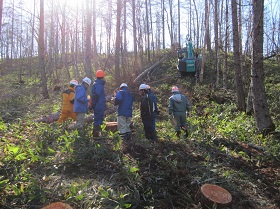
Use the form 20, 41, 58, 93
171, 86, 179, 92
70, 79, 78, 86
96, 70, 105, 78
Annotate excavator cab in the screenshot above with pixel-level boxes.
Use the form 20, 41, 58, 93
177, 40, 201, 77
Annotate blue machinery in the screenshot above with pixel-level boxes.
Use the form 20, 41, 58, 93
177, 40, 201, 77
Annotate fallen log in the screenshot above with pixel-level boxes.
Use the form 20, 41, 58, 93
34, 106, 118, 124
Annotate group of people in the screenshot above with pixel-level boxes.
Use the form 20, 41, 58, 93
58, 69, 190, 141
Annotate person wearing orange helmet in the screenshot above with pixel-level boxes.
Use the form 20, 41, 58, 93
168, 86, 190, 138
58, 80, 78, 123
91, 70, 106, 138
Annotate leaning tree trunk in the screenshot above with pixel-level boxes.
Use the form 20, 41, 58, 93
39, 0, 49, 99
251, 0, 275, 135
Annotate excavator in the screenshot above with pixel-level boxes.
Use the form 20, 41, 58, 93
177, 40, 202, 78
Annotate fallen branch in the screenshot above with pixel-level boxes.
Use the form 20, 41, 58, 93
133, 55, 170, 83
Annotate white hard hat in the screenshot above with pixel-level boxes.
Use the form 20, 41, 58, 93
70, 79, 78, 86
139, 84, 147, 90
82, 77, 92, 86
171, 86, 179, 92
120, 83, 128, 88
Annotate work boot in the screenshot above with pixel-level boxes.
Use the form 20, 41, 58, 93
151, 131, 159, 142
176, 131, 181, 138
185, 129, 189, 137
120, 133, 127, 140
93, 125, 101, 138
126, 132, 132, 140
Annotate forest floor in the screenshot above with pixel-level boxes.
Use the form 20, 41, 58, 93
0, 57, 279, 209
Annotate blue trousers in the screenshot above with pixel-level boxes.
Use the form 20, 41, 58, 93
94, 109, 105, 126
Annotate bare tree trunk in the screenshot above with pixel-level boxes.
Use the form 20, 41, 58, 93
167, 0, 174, 45
251, 0, 275, 135
74, 5, 80, 79
199, 0, 210, 84
192, 0, 199, 48
148, 0, 155, 57
162, 0, 165, 49
214, 0, 219, 87
122, 0, 127, 77
238, 0, 244, 81
231, 0, 245, 111
115, 0, 122, 83
223, 0, 229, 89
131, 0, 138, 65
145, 0, 151, 62
92, 0, 98, 70
85, 0, 93, 79
178, 0, 181, 47
0, 0, 3, 35
39, 0, 49, 99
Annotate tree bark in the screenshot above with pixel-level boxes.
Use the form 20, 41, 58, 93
39, 0, 49, 99
115, 0, 122, 83
251, 0, 275, 135
223, 0, 229, 89
199, 0, 210, 84
231, 0, 245, 111
0, 0, 3, 35
85, 0, 93, 79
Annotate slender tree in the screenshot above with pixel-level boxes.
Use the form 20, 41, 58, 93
223, 0, 229, 89
251, 0, 275, 135
199, 0, 210, 83
92, 0, 98, 70
145, 0, 150, 62
131, 0, 138, 64
38, 0, 49, 99
231, 0, 245, 111
0, 0, 3, 35
115, 0, 122, 82
85, 0, 93, 78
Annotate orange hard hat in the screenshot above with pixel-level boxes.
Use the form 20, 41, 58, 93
96, 70, 105, 78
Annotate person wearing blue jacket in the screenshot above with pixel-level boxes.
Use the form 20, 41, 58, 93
74, 77, 91, 129
114, 83, 133, 140
168, 86, 190, 137
91, 70, 106, 138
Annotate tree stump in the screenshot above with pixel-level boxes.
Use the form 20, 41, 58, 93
200, 184, 232, 208
41, 202, 73, 209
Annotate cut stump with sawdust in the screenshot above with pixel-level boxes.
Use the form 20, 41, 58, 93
200, 184, 232, 208
41, 202, 73, 209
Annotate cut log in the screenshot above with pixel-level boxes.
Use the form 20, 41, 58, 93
200, 184, 232, 208
41, 202, 73, 209
34, 106, 118, 124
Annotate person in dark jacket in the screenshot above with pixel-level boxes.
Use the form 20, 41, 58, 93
168, 86, 190, 137
91, 70, 106, 137
74, 77, 91, 129
139, 84, 158, 143
58, 80, 78, 123
114, 83, 133, 140
146, 84, 159, 134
